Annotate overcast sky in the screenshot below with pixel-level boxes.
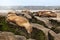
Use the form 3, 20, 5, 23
0, 0, 60, 6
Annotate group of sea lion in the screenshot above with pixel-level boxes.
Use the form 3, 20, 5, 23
6, 10, 57, 34
33, 11, 57, 17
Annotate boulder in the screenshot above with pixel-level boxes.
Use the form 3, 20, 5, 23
0, 31, 27, 40
48, 30, 60, 40
0, 32, 16, 40
15, 35, 26, 40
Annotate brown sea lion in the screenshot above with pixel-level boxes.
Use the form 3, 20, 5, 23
6, 12, 32, 34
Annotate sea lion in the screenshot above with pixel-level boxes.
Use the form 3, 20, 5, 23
6, 12, 32, 34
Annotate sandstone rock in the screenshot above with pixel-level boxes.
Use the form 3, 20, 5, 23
49, 18, 60, 22
34, 16, 53, 28
31, 23, 50, 40
48, 30, 60, 40
0, 32, 27, 40
15, 35, 26, 40
27, 38, 35, 40
0, 32, 16, 40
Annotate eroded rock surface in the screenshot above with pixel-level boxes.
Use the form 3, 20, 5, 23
0, 32, 16, 40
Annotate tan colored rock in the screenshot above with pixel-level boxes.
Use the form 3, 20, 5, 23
31, 23, 50, 40
48, 30, 60, 40
15, 35, 26, 40
0, 32, 16, 40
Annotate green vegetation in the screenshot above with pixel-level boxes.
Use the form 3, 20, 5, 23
0, 16, 9, 31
